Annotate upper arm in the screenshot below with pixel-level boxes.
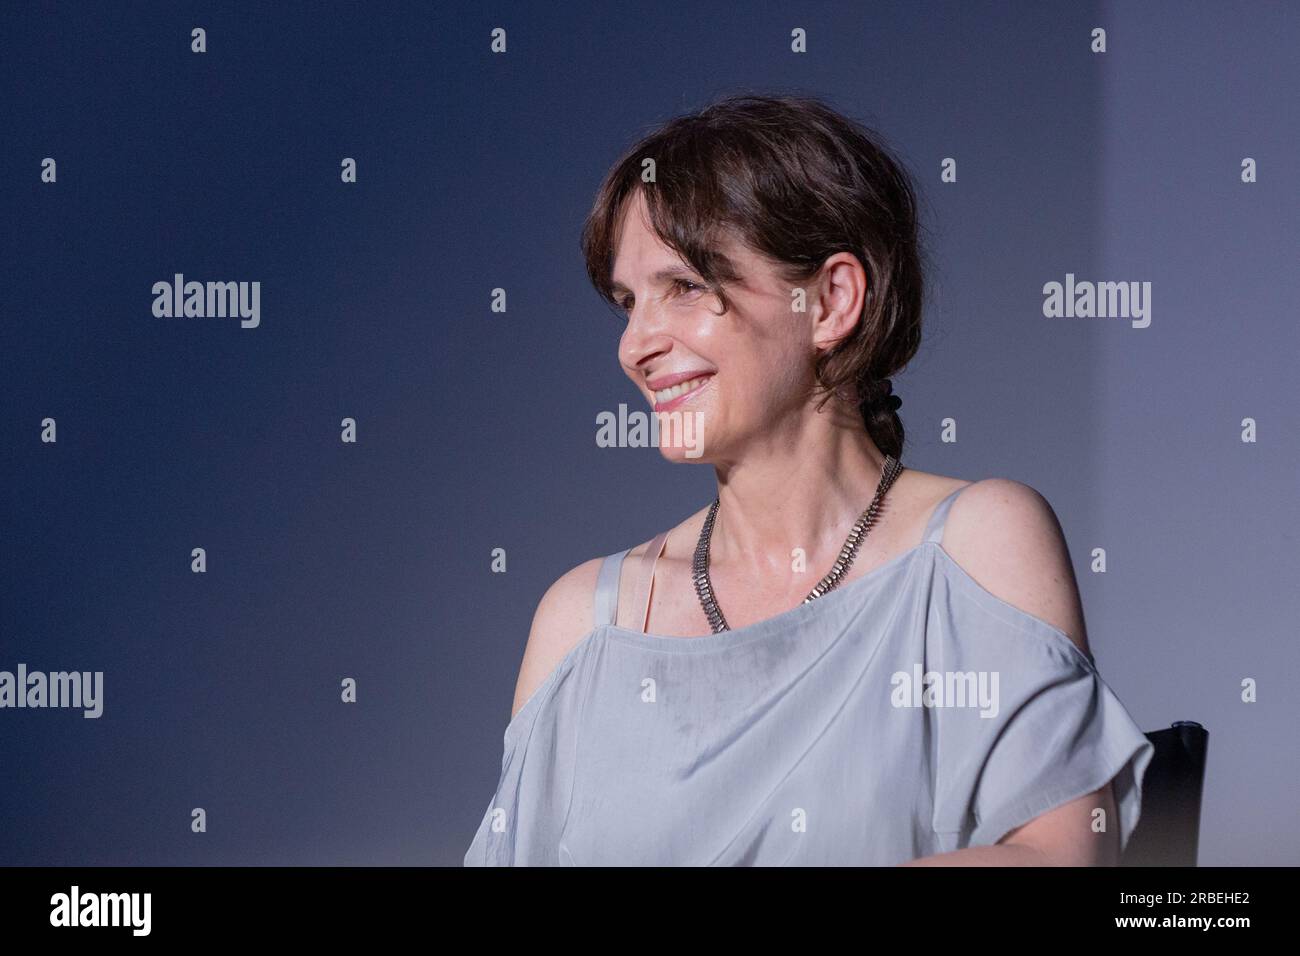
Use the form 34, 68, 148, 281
941, 478, 1115, 863
510, 557, 604, 720
996, 784, 1120, 865
939, 477, 1091, 660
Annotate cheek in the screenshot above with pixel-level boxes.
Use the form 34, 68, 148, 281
739, 320, 811, 392
714, 352, 801, 419
701, 310, 806, 409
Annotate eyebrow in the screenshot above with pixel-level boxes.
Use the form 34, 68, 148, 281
608, 267, 702, 296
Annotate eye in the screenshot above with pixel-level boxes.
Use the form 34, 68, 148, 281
614, 279, 705, 318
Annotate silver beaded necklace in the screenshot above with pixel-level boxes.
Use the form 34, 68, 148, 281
691, 455, 905, 633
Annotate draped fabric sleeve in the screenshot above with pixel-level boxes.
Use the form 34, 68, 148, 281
462, 638, 589, 866
927, 549, 1155, 856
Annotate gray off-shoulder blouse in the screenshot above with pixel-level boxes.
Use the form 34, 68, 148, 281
464, 484, 1154, 866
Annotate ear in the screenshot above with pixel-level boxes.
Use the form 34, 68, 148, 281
808, 252, 868, 354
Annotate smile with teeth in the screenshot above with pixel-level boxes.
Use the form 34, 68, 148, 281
653, 375, 712, 404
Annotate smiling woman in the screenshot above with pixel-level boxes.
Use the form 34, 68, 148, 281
583, 93, 922, 468
464, 93, 1153, 867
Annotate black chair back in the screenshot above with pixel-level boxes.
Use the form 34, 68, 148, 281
1121, 721, 1209, 866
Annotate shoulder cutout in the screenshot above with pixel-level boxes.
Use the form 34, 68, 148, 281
510, 557, 603, 719
937, 478, 1091, 658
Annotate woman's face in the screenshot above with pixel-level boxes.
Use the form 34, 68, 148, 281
610, 191, 823, 464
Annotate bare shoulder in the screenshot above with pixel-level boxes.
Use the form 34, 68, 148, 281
510, 556, 605, 719
512, 506, 716, 718
512, 502, 717, 717
624, 503, 713, 563
613, 504, 713, 624
938, 477, 1090, 658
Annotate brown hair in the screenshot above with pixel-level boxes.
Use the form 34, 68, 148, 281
580, 92, 927, 461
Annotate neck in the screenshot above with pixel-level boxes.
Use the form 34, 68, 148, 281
709, 403, 897, 577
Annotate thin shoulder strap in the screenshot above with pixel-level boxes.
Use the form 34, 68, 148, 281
592, 549, 630, 628
923, 482, 976, 546
632, 531, 670, 633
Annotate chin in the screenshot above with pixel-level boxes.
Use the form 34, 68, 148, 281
652, 408, 711, 462
656, 446, 711, 464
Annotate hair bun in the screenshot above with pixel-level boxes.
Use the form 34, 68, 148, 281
868, 378, 901, 414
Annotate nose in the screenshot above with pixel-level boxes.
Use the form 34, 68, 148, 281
618, 299, 672, 372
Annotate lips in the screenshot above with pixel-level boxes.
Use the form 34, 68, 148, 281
651, 373, 713, 411
646, 369, 714, 390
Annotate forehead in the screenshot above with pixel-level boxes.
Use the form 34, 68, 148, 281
609, 190, 766, 289
610, 192, 678, 272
